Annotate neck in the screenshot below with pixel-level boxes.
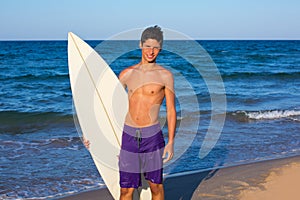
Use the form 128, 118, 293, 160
138, 62, 156, 71
141, 58, 156, 65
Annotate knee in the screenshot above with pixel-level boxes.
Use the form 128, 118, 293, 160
149, 183, 164, 196
120, 188, 134, 199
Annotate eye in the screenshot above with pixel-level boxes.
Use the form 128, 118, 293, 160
142, 45, 161, 51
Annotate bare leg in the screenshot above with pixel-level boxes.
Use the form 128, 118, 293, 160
120, 188, 135, 200
148, 181, 164, 200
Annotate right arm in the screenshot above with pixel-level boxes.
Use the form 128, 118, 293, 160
118, 68, 132, 89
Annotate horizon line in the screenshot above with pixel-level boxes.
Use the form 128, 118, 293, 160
1, 38, 300, 41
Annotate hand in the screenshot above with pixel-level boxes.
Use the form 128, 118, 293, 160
83, 136, 90, 150
162, 142, 174, 163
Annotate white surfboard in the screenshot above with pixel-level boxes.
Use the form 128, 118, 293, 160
67, 32, 152, 199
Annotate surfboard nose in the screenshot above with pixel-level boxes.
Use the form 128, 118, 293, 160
68, 32, 75, 41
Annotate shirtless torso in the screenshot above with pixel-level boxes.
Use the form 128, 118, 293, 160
119, 63, 174, 127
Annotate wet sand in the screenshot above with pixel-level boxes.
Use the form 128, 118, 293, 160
58, 155, 300, 200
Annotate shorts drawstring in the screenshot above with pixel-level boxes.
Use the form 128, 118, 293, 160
135, 129, 142, 149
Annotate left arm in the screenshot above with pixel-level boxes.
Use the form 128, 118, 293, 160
162, 73, 176, 163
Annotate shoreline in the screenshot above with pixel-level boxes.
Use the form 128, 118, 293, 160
191, 155, 300, 199
57, 155, 300, 200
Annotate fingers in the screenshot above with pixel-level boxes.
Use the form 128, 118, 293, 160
83, 137, 90, 149
162, 142, 174, 163
162, 150, 174, 163
163, 155, 172, 163
166, 152, 174, 162
85, 140, 90, 149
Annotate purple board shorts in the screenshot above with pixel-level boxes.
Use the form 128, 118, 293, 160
119, 123, 165, 188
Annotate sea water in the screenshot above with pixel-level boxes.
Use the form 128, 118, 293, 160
0, 40, 299, 199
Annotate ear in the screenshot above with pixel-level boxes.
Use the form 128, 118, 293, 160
139, 41, 142, 49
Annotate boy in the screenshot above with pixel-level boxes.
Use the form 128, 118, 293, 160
85, 26, 176, 200
118, 25, 176, 200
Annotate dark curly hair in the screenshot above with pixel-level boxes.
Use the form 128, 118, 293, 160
140, 25, 163, 47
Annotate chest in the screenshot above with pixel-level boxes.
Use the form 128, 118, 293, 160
125, 70, 165, 95
127, 70, 164, 87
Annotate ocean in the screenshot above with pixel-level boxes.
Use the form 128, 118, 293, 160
0, 40, 299, 199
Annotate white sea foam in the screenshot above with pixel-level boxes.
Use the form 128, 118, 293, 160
245, 110, 300, 120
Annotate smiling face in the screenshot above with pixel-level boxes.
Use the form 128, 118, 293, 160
140, 39, 161, 64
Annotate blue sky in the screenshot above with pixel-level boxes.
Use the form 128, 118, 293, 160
0, 0, 299, 40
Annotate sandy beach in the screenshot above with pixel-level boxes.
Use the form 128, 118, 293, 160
57, 155, 300, 200
192, 155, 300, 200
238, 162, 300, 200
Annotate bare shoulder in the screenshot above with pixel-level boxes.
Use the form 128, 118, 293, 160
118, 64, 137, 79
156, 65, 174, 79
155, 65, 174, 92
